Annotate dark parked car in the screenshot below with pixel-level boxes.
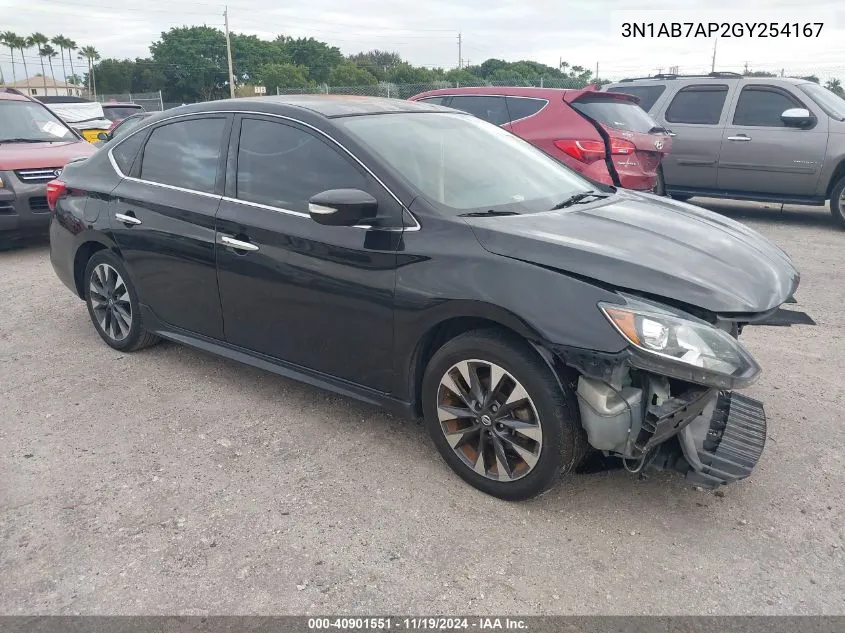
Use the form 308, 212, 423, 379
49, 95, 798, 500
409, 86, 672, 192
93, 112, 153, 146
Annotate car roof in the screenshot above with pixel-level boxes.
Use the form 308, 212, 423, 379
167, 95, 457, 119
411, 86, 595, 100
0, 89, 34, 102
608, 73, 812, 88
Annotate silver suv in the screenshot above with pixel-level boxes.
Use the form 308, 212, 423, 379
605, 72, 845, 227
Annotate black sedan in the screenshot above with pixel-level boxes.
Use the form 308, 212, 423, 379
48, 95, 798, 500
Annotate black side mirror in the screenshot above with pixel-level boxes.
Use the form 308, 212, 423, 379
781, 108, 814, 128
97, 131, 111, 141
308, 189, 378, 226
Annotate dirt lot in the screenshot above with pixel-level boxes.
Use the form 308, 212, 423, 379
1, 199, 844, 615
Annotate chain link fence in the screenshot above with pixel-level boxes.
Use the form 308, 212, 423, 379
92, 92, 165, 111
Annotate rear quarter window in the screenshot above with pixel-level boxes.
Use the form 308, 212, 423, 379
607, 85, 666, 112
506, 97, 547, 122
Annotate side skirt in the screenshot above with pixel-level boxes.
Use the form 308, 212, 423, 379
139, 305, 416, 420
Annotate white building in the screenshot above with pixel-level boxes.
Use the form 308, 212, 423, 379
5, 76, 84, 97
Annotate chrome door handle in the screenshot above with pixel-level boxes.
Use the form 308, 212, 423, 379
219, 234, 259, 252
727, 135, 752, 141
667, 131, 677, 137
115, 212, 142, 225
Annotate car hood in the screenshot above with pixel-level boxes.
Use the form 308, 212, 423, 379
0, 140, 96, 170
464, 191, 799, 314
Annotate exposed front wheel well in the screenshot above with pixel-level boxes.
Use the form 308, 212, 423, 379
73, 241, 108, 298
411, 317, 532, 418
826, 160, 845, 198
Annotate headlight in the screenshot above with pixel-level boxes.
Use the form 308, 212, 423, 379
600, 296, 760, 389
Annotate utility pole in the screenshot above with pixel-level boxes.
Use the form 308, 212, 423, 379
711, 37, 718, 72
457, 32, 462, 69
224, 6, 235, 98
595, 61, 599, 83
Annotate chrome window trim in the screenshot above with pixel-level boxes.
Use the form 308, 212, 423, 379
107, 109, 421, 231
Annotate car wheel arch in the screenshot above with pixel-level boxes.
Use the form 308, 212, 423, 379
825, 158, 845, 198
73, 237, 121, 299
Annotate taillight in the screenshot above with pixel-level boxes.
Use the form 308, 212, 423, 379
46, 180, 67, 211
554, 139, 606, 164
609, 137, 636, 155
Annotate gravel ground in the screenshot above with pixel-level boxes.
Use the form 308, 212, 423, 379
1, 199, 843, 615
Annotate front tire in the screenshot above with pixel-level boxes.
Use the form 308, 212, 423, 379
829, 175, 845, 228
421, 329, 583, 501
84, 250, 159, 352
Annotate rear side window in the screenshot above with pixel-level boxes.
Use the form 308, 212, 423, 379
236, 118, 367, 212
607, 85, 666, 112
140, 118, 226, 193
732, 87, 802, 127
570, 97, 661, 133
506, 97, 547, 122
418, 96, 448, 105
447, 95, 510, 126
665, 85, 729, 125
112, 132, 145, 174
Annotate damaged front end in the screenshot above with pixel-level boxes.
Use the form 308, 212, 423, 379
554, 294, 774, 489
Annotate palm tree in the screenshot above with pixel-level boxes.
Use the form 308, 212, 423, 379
78, 46, 100, 97
15, 34, 31, 91
66, 39, 78, 86
51, 35, 69, 84
825, 78, 843, 97
28, 32, 49, 95
0, 32, 20, 85
41, 44, 59, 91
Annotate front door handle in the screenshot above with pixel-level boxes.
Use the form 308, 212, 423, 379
727, 134, 752, 142
219, 234, 259, 252
115, 212, 142, 226
666, 131, 677, 137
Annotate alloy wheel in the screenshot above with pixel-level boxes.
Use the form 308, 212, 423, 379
89, 263, 132, 342
437, 359, 543, 482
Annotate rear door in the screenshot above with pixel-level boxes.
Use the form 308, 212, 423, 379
717, 85, 828, 196
656, 84, 733, 190
109, 114, 230, 339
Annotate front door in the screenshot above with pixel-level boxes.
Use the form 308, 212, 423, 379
717, 85, 828, 196
215, 115, 401, 393
109, 114, 231, 339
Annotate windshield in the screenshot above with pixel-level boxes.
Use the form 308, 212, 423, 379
799, 83, 845, 121
0, 100, 76, 142
571, 96, 662, 133
337, 112, 594, 213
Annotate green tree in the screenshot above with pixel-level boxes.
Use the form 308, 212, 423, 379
743, 70, 777, 77
443, 68, 483, 86
346, 50, 402, 81
257, 63, 309, 90
476, 58, 508, 78
27, 33, 49, 94
89, 58, 135, 93
51, 35, 71, 84
66, 38, 78, 85
231, 33, 287, 83
327, 63, 377, 86
800, 75, 820, 84
281, 37, 343, 83
40, 44, 59, 89
131, 59, 166, 93
150, 26, 228, 102
78, 45, 100, 96
825, 78, 844, 98
0, 32, 23, 85
489, 68, 528, 86
386, 62, 436, 84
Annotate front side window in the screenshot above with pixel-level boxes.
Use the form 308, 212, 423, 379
447, 95, 510, 126
337, 112, 593, 213
665, 85, 729, 125
0, 100, 76, 142
236, 118, 367, 212
140, 117, 226, 193
799, 82, 845, 120
732, 87, 802, 127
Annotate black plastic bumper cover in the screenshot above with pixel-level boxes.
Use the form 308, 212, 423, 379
686, 392, 767, 488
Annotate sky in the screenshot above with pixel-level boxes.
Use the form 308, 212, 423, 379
2, 0, 845, 84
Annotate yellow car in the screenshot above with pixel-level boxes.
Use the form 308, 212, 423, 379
35, 97, 112, 144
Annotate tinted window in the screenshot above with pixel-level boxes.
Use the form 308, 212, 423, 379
102, 105, 144, 122
447, 95, 510, 126
419, 96, 448, 105
236, 118, 367, 212
140, 118, 226, 193
506, 97, 546, 122
607, 85, 666, 112
338, 112, 592, 213
732, 87, 801, 126
800, 83, 845, 120
665, 86, 729, 124
112, 132, 145, 174
571, 97, 661, 133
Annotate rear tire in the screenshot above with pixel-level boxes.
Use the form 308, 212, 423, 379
421, 329, 584, 501
84, 251, 159, 352
829, 176, 845, 229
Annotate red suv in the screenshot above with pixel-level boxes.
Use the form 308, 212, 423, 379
0, 89, 96, 242
409, 86, 671, 191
